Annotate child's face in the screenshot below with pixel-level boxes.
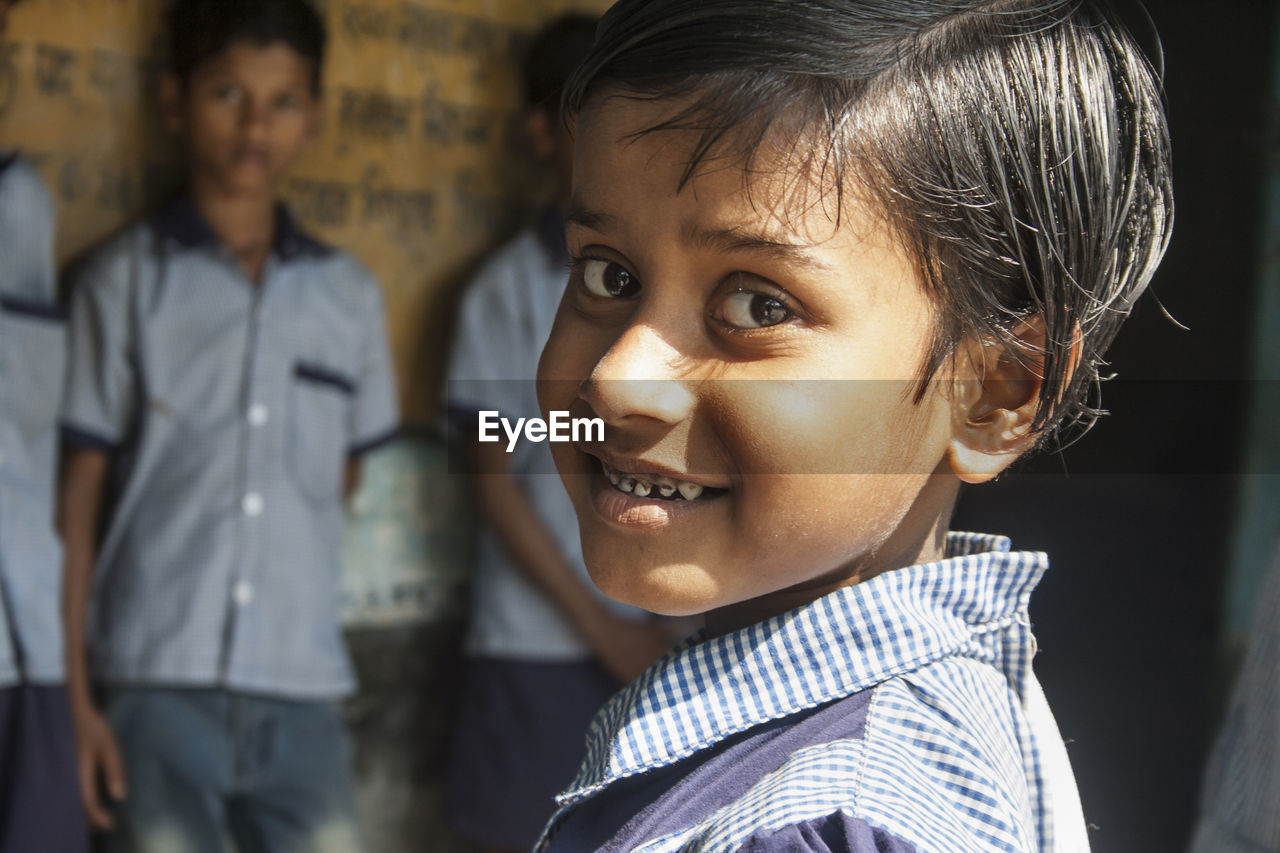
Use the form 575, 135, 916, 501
538, 96, 967, 630
169, 42, 320, 197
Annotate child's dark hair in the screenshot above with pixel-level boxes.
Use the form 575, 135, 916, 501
167, 0, 327, 93
523, 13, 598, 113
563, 0, 1173, 445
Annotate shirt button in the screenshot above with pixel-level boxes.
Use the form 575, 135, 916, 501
242, 492, 264, 517
233, 580, 254, 606
248, 404, 269, 426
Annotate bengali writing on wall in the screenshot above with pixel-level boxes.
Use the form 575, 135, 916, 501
1, 0, 607, 422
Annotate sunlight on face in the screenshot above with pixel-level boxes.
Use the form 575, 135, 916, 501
537, 94, 966, 632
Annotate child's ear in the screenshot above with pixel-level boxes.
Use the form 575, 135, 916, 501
946, 316, 1057, 484
525, 108, 556, 161
159, 71, 184, 134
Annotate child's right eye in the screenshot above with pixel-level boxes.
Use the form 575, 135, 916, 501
581, 258, 640, 299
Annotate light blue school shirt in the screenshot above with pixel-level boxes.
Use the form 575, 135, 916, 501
538, 533, 1090, 852
1191, 542, 1280, 853
61, 197, 399, 699
0, 153, 66, 687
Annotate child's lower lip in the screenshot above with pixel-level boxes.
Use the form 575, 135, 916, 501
587, 469, 720, 530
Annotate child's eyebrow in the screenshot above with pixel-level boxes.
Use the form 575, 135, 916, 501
564, 204, 616, 233
566, 204, 832, 273
685, 224, 834, 273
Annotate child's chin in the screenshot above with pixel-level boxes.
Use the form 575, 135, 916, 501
217, 168, 280, 195
588, 562, 717, 617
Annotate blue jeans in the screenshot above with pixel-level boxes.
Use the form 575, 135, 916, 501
101, 688, 361, 853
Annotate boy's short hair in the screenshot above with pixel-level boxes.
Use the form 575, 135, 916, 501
523, 13, 598, 113
563, 0, 1173, 445
167, 0, 327, 92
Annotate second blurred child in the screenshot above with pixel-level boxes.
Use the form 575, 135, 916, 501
58, 1, 398, 849
442, 15, 678, 852
0, 1, 88, 849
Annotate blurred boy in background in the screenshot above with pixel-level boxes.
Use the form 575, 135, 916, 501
0, 0, 88, 849
1191, 542, 1280, 853
442, 14, 678, 852
58, 1, 398, 849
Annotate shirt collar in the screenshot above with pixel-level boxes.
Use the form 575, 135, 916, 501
0, 151, 17, 176
151, 196, 331, 262
559, 531, 1048, 806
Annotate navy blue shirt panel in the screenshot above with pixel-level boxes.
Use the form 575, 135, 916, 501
735, 812, 919, 852
550, 689, 877, 852
152, 196, 332, 262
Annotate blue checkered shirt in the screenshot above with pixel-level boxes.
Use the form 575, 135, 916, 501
60, 198, 399, 698
537, 532, 1090, 852
0, 154, 65, 687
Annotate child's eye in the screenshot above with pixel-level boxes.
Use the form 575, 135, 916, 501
581, 258, 640, 299
714, 290, 793, 329
275, 94, 300, 111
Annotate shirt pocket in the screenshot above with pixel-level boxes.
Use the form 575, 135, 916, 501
288, 360, 354, 505
0, 297, 66, 441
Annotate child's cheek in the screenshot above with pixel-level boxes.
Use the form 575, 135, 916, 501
715, 379, 933, 476
538, 308, 600, 385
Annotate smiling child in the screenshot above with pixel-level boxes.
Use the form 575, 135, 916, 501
534, 1, 1172, 850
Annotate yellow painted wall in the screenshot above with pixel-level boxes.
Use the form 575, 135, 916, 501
0, 0, 608, 423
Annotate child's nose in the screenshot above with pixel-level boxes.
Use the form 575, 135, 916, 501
580, 322, 696, 427
239, 101, 271, 135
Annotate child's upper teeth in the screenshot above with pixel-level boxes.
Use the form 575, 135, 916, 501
603, 461, 709, 500
677, 482, 703, 501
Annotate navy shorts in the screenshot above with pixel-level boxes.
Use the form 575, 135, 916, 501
445, 657, 619, 850
0, 683, 88, 853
